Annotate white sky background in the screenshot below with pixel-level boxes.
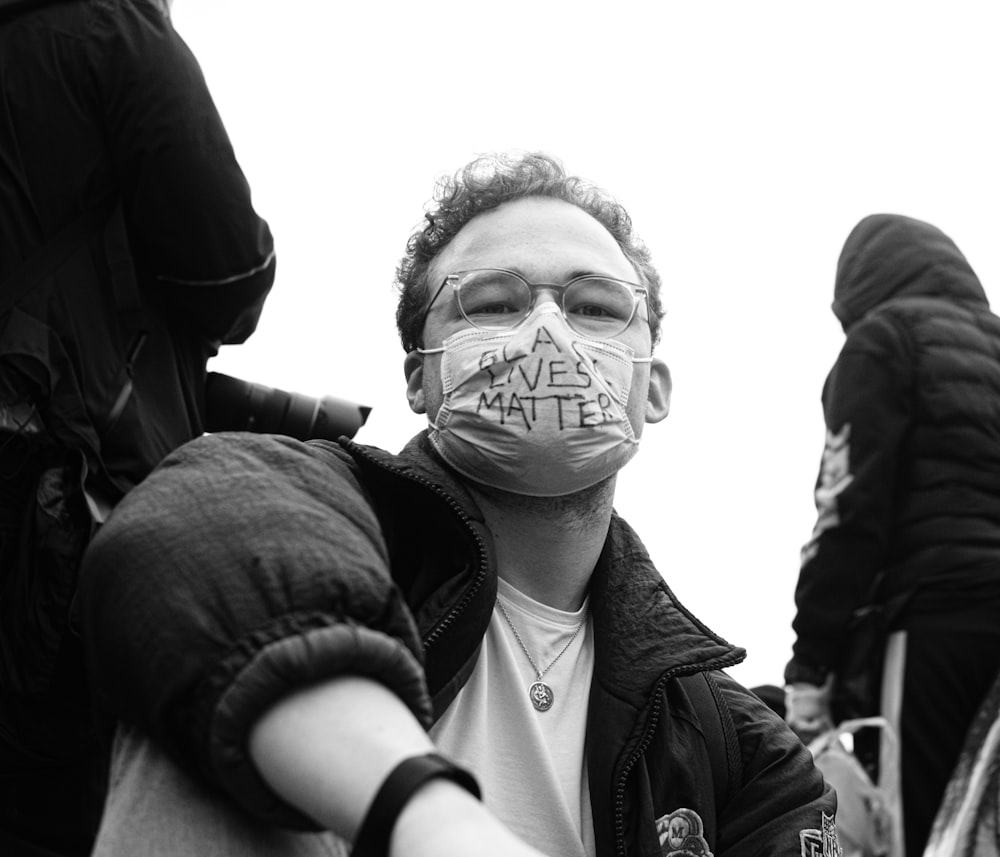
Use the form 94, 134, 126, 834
172, 1, 1000, 690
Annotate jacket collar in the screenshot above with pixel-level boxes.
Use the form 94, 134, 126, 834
346, 431, 484, 518
342, 431, 745, 705
591, 514, 745, 707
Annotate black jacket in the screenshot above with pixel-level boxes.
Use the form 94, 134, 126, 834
0, 3, 274, 852
787, 214, 1000, 684
81, 431, 836, 856
0, 0, 275, 498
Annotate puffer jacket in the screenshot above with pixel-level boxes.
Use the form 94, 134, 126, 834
80, 430, 835, 856
787, 213, 1000, 683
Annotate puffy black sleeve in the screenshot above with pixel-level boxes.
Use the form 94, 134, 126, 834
78, 433, 431, 828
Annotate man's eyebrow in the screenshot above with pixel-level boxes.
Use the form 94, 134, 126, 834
505, 267, 620, 282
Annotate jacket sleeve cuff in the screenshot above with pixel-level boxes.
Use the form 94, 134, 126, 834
204, 622, 432, 830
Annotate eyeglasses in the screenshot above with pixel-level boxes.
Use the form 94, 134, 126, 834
425, 268, 649, 339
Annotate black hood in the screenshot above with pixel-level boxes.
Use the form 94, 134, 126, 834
832, 214, 988, 332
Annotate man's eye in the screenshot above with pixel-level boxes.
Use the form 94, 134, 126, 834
565, 279, 634, 321
565, 299, 631, 321
460, 279, 527, 316
572, 304, 616, 318
470, 302, 518, 315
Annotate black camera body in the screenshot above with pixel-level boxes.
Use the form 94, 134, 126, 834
205, 372, 371, 442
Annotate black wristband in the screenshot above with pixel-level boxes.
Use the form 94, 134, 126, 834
352, 752, 481, 857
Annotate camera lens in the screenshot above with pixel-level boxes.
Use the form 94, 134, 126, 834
205, 373, 370, 441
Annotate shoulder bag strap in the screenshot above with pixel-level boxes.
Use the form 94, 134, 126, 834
679, 671, 742, 811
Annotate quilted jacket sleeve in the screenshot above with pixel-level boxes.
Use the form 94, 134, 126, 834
78, 432, 430, 829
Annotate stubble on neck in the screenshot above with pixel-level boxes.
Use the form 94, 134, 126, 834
468, 476, 616, 611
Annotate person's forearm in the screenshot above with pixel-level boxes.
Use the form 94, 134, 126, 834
249, 675, 550, 857
248, 675, 436, 840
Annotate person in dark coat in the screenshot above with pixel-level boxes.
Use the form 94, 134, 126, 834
78, 151, 837, 857
785, 213, 1000, 857
0, 1, 275, 853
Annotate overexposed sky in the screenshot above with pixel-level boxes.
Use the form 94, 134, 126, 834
173, 1, 1000, 689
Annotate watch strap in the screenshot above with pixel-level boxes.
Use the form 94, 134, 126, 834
352, 752, 480, 857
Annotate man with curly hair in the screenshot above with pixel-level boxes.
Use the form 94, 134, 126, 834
78, 152, 836, 857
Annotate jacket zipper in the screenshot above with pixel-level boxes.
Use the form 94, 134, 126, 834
344, 442, 743, 856
613, 652, 745, 857
341, 441, 490, 650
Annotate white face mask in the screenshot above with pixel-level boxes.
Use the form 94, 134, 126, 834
417, 303, 652, 497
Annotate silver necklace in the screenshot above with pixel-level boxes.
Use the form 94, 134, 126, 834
495, 597, 588, 712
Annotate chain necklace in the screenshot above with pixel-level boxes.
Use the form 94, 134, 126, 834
495, 596, 588, 712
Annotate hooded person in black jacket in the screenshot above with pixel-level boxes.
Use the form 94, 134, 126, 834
785, 214, 1000, 857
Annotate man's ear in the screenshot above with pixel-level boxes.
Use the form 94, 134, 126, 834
403, 350, 426, 414
644, 358, 672, 424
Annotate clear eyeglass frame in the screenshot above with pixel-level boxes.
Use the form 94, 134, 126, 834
425, 267, 649, 340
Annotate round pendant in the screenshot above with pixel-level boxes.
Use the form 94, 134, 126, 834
529, 681, 554, 711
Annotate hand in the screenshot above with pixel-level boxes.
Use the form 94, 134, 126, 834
784, 679, 833, 742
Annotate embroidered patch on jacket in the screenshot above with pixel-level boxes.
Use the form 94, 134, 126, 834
799, 812, 843, 857
655, 808, 713, 857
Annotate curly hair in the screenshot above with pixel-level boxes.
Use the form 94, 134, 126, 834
394, 151, 664, 352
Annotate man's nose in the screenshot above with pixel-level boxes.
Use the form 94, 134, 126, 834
532, 286, 561, 308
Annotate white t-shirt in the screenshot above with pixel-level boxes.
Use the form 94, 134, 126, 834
430, 577, 596, 857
